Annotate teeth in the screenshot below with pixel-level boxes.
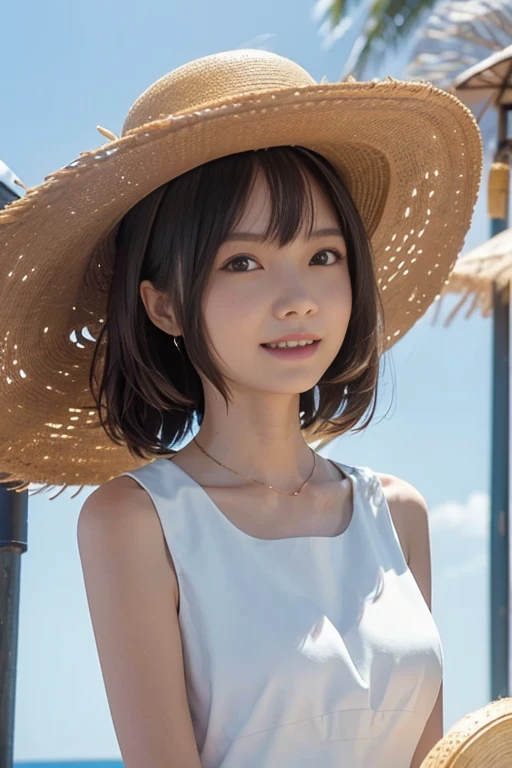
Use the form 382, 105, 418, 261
265, 340, 316, 349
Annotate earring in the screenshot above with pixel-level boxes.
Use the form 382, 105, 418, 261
173, 335, 183, 354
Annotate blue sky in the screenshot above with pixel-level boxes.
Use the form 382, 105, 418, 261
2, 0, 495, 762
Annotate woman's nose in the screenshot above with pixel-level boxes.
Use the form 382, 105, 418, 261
272, 274, 319, 317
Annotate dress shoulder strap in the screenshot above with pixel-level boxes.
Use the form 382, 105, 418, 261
331, 459, 409, 574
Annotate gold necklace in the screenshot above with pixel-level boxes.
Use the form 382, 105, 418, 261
192, 436, 316, 497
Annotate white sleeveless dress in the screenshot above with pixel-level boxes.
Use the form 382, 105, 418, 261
120, 457, 443, 767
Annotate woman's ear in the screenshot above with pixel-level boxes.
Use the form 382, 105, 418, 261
139, 280, 182, 336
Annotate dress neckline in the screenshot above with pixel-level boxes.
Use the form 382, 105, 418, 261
158, 456, 359, 545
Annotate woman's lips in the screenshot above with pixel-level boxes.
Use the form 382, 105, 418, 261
260, 339, 321, 359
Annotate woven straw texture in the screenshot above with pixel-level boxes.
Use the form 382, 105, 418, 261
420, 698, 512, 767
0, 50, 482, 491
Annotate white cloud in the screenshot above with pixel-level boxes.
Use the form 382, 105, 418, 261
429, 492, 490, 539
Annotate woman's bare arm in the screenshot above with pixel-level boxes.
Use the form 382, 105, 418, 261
380, 474, 444, 768
77, 476, 202, 768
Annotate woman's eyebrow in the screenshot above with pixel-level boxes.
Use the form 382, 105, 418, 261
224, 227, 343, 242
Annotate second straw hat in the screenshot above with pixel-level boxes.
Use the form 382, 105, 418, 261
420, 697, 512, 767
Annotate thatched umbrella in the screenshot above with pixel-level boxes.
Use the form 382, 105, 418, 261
439, 225, 512, 323
451, 43, 512, 112
407, 0, 512, 104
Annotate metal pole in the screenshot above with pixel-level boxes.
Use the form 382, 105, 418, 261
490, 236, 510, 700
0, 168, 28, 768
0, 484, 27, 768
490, 104, 510, 699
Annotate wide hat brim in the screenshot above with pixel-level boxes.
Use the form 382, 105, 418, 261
0, 50, 482, 491
420, 698, 512, 767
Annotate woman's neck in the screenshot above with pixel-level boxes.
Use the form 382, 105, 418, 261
190, 392, 315, 489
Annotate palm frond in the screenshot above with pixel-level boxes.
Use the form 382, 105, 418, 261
330, 0, 348, 26
320, 0, 439, 78
353, 0, 439, 77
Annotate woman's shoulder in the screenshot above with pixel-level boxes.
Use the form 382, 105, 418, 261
78, 466, 174, 551
78, 474, 159, 544
78, 473, 181, 605
347, 464, 428, 519
376, 471, 428, 509
374, 471, 430, 568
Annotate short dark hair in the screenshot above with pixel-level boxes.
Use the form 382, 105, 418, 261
89, 146, 385, 461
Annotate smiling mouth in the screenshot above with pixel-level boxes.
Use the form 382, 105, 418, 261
261, 340, 318, 349
260, 339, 321, 358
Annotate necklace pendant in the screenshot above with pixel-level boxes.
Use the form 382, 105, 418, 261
192, 436, 316, 498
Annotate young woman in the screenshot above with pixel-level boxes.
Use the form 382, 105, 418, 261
0, 50, 482, 767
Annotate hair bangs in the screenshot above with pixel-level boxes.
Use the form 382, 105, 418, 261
241, 147, 317, 247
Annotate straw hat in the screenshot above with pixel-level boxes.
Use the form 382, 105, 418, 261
421, 698, 512, 767
0, 49, 482, 492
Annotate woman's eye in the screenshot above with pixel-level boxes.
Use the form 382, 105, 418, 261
224, 255, 259, 272
310, 249, 343, 266
224, 249, 343, 272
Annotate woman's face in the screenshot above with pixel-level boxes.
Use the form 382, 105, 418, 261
202, 170, 352, 397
